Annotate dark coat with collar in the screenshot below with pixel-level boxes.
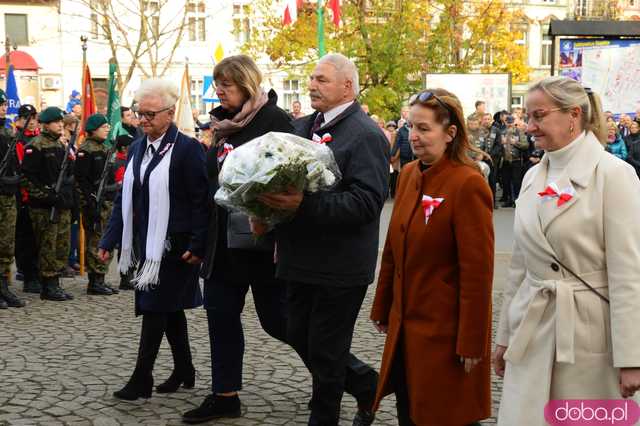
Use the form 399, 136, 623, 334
275, 101, 390, 287
100, 123, 209, 314
200, 89, 294, 286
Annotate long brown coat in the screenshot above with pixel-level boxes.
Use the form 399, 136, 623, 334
371, 157, 494, 425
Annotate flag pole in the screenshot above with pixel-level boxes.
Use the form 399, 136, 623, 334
317, 0, 326, 58
79, 35, 88, 277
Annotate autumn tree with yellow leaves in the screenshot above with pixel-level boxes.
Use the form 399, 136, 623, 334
244, 0, 529, 118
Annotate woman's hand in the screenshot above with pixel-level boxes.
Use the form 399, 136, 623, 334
620, 368, 640, 398
181, 251, 202, 265
98, 248, 111, 263
493, 345, 507, 378
372, 320, 388, 334
460, 357, 482, 373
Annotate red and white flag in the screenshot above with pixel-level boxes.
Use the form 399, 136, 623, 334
283, 0, 303, 25
328, 0, 341, 26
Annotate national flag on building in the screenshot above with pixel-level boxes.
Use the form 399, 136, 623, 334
175, 64, 195, 137
4, 65, 20, 129
328, 0, 341, 26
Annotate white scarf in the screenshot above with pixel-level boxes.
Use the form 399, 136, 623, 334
118, 136, 175, 291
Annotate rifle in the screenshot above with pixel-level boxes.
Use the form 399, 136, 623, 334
92, 143, 117, 233
49, 124, 78, 223
0, 115, 31, 178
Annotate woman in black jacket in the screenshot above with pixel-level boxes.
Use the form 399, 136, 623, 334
182, 55, 295, 424
625, 119, 640, 178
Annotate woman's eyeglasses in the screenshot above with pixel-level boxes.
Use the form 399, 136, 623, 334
135, 106, 172, 121
526, 108, 563, 123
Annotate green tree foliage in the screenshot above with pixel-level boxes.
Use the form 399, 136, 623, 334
244, 0, 529, 119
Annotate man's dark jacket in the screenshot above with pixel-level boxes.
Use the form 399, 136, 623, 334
275, 102, 390, 287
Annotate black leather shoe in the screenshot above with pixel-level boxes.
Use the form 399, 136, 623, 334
41, 277, 68, 301
87, 274, 114, 295
0, 277, 26, 308
119, 274, 135, 290
353, 409, 375, 426
0, 298, 7, 309
23, 279, 42, 294
182, 394, 241, 424
156, 368, 195, 393
113, 375, 153, 401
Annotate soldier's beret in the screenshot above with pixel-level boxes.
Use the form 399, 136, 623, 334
85, 113, 108, 132
18, 104, 37, 118
38, 106, 65, 124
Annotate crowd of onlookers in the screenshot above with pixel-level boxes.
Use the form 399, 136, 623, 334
364, 100, 640, 208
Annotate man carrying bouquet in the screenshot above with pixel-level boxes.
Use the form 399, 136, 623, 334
259, 53, 390, 426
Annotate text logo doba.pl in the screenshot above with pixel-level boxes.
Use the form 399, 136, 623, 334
545, 400, 640, 425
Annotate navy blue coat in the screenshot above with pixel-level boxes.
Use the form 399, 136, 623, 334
100, 123, 209, 314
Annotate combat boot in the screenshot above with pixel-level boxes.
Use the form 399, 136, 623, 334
0, 275, 26, 308
23, 279, 42, 294
87, 273, 113, 295
119, 272, 135, 290
0, 298, 7, 309
41, 276, 67, 301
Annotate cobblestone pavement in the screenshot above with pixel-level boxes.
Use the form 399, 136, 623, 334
0, 204, 512, 425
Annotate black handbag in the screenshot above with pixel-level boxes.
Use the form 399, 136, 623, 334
226, 212, 274, 252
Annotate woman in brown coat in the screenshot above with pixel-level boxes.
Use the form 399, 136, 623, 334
370, 89, 494, 426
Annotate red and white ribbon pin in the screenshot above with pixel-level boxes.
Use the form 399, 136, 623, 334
537, 182, 575, 207
422, 195, 444, 224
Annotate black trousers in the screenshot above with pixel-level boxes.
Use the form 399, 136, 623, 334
132, 310, 193, 379
14, 206, 39, 281
287, 282, 378, 426
500, 161, 524, 203
389, 170, 399, 198
205, 278, 289, 393
487, 162, 498, 205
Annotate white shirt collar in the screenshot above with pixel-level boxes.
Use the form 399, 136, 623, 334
320, 101, 355, 128
146, 133, 165, 149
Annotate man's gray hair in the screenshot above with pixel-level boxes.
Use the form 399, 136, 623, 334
318, 53, 360, 97
134, 78, 179, 108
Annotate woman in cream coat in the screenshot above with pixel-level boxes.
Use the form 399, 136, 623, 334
494, 76, 640, 425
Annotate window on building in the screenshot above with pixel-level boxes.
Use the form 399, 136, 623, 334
481, 42, 494, 66
233, 3, 251, 44
282, 79, 300, 111
143, 1, 160, 37
575, 0, 589, 17
191, 79, 206, 114
513, 22, 529, 50
5, 14, 28, 46
89, 0, 108, 39
541, 24, 552, 67
187, 0, 206, 42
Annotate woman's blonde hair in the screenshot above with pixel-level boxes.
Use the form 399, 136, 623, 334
528, 76, 607, 144
213, 55, 262, 100
409, 88, 481, 169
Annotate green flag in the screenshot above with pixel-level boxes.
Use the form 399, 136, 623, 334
106, 62, 127, 148
317, 0, 326, 58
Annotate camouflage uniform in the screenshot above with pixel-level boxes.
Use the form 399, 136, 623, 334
21, 129, 75, 300
74, 136, 118, 294
0, 117, 25, 308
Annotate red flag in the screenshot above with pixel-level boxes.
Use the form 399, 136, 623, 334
282, 0, 303, 25
80, 64, 97, 138
328, 0, 341, 26
283, 4, 293, 25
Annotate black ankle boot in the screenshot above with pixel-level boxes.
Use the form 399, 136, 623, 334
119, 273, 135, 290
182, 394, 241, 423
0, 298, 7, 309
156, 366, 196, 393
41, 277, 68, 301
0, 276, 25, 307
23, 279, 42, 294
113, 373, 153, 401
87, 273, 113, 295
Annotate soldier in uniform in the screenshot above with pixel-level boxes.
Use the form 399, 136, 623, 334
21, 107, 75, 301
0, 89, 25, 308
498, 115, 529, 207
14, 104, 42, 294
75, 113, 119, 295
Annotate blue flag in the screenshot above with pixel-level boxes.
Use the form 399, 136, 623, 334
5, 65, 21, 129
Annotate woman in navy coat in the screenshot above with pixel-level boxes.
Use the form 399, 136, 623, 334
98, 79, 209, 401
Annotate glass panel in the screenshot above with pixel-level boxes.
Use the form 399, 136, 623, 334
5, 14, 28, 46
199, 17, 206, 41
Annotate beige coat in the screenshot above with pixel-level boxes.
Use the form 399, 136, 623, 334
496, 131, 640, 426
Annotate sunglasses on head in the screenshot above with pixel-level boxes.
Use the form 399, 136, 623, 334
411, 91, 459, 123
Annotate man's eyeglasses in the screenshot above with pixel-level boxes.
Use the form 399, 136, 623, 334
526, 108, 563, 123
411, 91, 458, 119
135, 106, 172, 121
